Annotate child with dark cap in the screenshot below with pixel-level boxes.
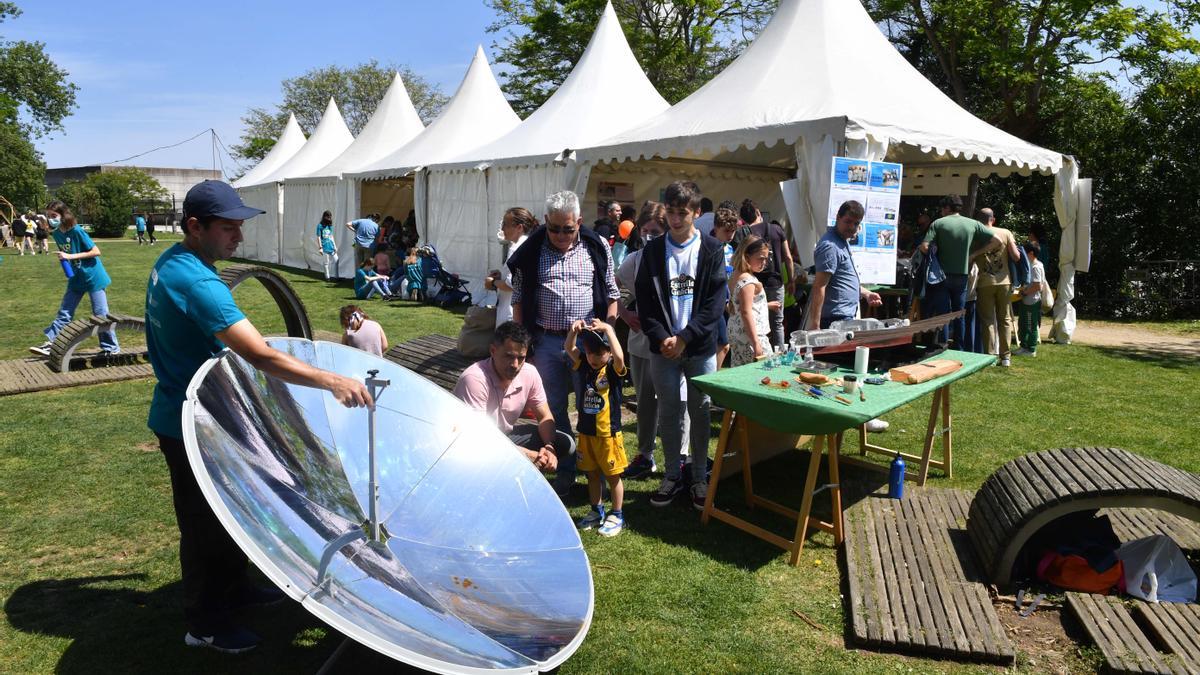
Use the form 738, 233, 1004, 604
565, 318, 627, 537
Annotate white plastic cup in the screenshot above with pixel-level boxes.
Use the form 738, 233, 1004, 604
854, 346, 870, 375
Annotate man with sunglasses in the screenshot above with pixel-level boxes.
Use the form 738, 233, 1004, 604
508, 190, 620, 497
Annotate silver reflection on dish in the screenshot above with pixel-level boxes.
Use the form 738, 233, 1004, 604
182, 338, 593, 673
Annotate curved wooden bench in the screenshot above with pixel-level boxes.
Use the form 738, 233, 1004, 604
48, 314, 148, 373
219, 264, 313, 340
968, 446, 1200, 586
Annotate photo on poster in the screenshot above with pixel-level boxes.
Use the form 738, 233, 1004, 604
832, 157, 870, 188
864, 223, 897, 250
869, 161, 903, 191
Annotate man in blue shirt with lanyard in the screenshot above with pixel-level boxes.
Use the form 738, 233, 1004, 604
146, 180, 372, 654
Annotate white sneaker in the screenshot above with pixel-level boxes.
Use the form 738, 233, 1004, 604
597, 513, 624, 537
29, 341, 52, 356
865, 418, 889, 433
1000, 357, 1011, 367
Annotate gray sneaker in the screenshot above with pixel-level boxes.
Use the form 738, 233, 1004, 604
690, 482, 708, 511
650, 476, 683, 507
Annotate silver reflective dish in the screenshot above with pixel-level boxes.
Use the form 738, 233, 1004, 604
182, 338, 593, 673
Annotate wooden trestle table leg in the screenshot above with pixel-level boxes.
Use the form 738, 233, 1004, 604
917, 388, 943, 486
700, 408, 734, 525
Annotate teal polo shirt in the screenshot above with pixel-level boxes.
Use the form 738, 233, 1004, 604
145, 244, 245, 439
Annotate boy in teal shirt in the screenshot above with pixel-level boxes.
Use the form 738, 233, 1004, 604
30, 201, 119, 355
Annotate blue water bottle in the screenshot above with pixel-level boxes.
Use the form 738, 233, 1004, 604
60, 258, 74, 279
888, 453, 905, 499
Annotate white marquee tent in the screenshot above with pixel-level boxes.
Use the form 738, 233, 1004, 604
230, 115, 306, 260
576, 0, 1089, 340
232, 113, 306, 190
282, 73, 424, 276
237, 98, 354, 265
347, 46, 522, 282
417, 1, 669, 284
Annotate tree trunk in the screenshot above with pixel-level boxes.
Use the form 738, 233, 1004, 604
964, 174, 981, 218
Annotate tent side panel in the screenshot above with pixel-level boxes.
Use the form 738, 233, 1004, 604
426, 170, 491, 286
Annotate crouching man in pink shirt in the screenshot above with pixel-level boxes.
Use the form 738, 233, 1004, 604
453, 321, 576, 479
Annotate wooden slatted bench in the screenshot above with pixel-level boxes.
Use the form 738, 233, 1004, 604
967, 447, 1200, 586
384, 334, 477, 392
1067, 592, 1199, 674
47, 313, 148, 373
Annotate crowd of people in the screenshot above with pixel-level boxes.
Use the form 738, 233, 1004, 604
439, 185, 1055, 543
1, 210, 52, 255
338, 209, 422, 296
444, 183, 842, 538
911, 194, 1049, 364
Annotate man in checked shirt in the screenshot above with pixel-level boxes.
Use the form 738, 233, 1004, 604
508, 190, 621, 498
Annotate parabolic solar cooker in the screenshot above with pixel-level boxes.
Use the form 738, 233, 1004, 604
183, 338, 593, 673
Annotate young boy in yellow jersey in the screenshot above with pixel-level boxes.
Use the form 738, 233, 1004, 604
565, 318, 627, 537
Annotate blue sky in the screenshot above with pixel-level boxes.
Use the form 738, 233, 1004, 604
5, 1, 502, 173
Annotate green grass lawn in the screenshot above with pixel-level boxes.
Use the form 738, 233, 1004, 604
1, 236, 1197, 673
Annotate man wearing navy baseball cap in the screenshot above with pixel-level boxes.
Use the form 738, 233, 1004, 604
145, 181, 372, 653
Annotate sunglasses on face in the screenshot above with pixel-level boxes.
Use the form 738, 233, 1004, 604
547, 226, 577, 235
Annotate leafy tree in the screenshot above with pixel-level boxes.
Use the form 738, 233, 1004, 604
55, 168, 170, 238
487, 0, 777, 115
0, 2, 79, 138
233, 61, 449, 165
864, 0, 1200, 139
0, 118, 45, 211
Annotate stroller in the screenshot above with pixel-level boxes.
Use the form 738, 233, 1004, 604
418, 245, 472, 308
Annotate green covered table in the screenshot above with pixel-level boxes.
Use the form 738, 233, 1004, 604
693, 349, 995, 564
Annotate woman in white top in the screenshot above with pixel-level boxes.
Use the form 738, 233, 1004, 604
727, 235, 776, 366
486, 207, 537, 327
340, 305, 388, 357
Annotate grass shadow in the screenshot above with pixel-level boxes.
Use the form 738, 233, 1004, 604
1081, 343, 1200, 370
3, 574, 423, 673
620, 449, 894, 571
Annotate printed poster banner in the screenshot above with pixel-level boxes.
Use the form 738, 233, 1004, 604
828, 156, 902, 285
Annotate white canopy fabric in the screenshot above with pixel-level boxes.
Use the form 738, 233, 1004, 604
236, 99, 353, 265
302, 73, 424, 181
232, 114, 306, 189
422, 1, 670, 285
350, 47, 520, 181
248, 98, 354, 187
579, 0, 1062, 173
283, 74, 425, 273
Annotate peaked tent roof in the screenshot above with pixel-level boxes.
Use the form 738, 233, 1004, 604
297, 73, 424, 181
434, 1, 669, 170
245, 98, 354, 187
351, 46, 521, 180
579, 0, 1062, 173
232, 114, 306, 188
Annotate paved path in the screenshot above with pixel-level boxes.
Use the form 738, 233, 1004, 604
1067, 320, 1200, 360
